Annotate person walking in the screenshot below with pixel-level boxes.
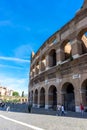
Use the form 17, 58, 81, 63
6, 106, 10, 112
56, 104, 61, 116
61, 104, 65, 116
80, 103, 84, 116
28, 103, 32, 113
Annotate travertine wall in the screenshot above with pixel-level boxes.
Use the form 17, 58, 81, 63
28, 0, 87, 112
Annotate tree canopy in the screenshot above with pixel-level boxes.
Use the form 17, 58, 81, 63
12, 91, 19, 97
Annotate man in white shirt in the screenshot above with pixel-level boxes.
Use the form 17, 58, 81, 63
61, 104, 65, 116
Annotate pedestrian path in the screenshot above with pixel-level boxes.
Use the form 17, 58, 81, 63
1, 104, 87, 118
31, 108, 87, 118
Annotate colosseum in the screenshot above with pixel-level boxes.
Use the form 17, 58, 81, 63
28, 0, 87, 112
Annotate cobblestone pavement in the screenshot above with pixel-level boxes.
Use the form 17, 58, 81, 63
0, 109, 87, 130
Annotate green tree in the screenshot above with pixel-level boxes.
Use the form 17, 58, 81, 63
12, 91, 19, 97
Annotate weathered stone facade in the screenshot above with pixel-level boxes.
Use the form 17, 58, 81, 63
28, 0, 87, 112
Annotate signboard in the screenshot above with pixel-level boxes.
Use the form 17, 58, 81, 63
72, 74, 81, 79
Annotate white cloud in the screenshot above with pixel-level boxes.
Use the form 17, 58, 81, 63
0, 64, 23, 69
0, 56, 30, 63
0, 75, 29, 95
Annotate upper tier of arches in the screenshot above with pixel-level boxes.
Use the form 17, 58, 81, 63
30, 5, 87, 79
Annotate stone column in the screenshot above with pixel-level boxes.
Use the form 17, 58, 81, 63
74, 77, 83, 112
45, 74, 48, 85
71, 38, 82, 59
46, 55, 49, 70
74, 87, 81, 112
56, 48, 64, 65
33, 66, 36, 77
45, 87, 49, 109
39, 61, 41, 73
33, 91, 35, 107
57, 91, 62, 105
37, 89, 40, 108
56, 32, 61, 43
56, 73, 62, 105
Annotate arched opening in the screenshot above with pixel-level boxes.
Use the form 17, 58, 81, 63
40, 88, 45, 108
41, 56, 46, 71
62, 83, 75, 111
64, 42, 72, 60
36, 62, 39, 75
49, 49, 56, 67
48, 85, 57, 109
61, 40, 72, 61
34, 90, 38, 107
81, 79, 87, 106
32, 66, 35, 77
78, 28, 87, 54
22, 99, 24, 103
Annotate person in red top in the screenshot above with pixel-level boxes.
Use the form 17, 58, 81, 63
80, 103, 84, 116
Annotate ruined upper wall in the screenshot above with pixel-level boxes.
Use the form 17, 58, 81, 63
82, 0, 87, 9
31, 0, 87, 63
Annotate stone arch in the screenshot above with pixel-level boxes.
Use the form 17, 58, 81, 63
32, 65, 35, 77
61, 39, 72, 61
41, 56, 46, 71
34, 89, 38, 107
48, 49, 56, 67
81, 79, 87, 106
78, 28, 87, 54
61, 82, 75, 111
40, 87, 45, 108
48, 85, 57, 109
36, 61, 39, 75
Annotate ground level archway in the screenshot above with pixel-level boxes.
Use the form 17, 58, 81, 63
48, 85, 57, 109
40, 88, 45, 108
62, 83, 75, 111
34, 89, 38, 107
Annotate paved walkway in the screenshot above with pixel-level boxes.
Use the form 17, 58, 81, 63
1, 104, 87, 118
0, 110, 87, 130
31, 108, 87, 118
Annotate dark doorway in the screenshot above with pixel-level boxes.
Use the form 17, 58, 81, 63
49, 49, 56, 67
63, 83, 75, 111
40, 88, 45, 108
34, 90, 38, 107
53, 87, 57, 106
48, 85, 57, 110
53, 51, 56, 66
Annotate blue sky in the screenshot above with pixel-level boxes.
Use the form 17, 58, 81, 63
0, 0, 83, 95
